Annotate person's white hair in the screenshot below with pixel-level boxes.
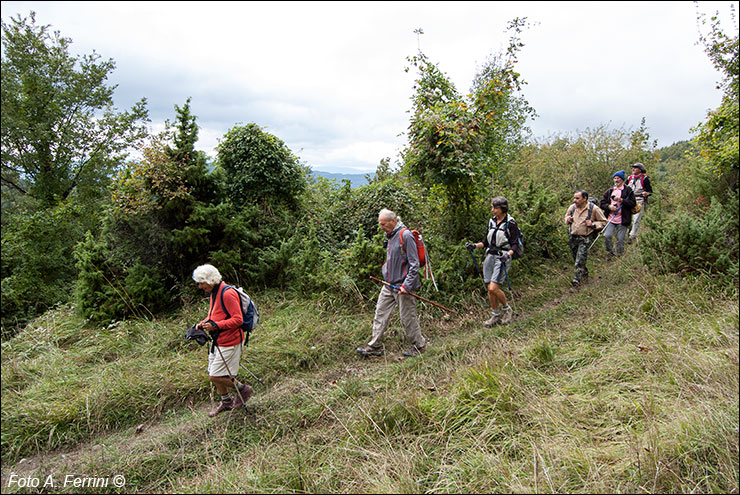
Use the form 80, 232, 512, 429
378, 208, 402, 224
192, 264, 222, 285
378, 208, 396, 221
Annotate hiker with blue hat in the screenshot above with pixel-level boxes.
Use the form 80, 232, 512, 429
599, 170, 637, 261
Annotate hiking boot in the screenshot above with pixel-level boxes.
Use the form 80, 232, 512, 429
356, 345, 383, 357
570, 280, 580, 293
484, 312, 501, 327
232, 384, 253, 409
208, 399, 234, 417
403, 345, 425, 358
500, 307, 514, 325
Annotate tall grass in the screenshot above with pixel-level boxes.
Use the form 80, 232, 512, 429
1, 249, 738, 493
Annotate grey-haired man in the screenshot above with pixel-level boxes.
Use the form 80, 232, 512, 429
356, 209, 427, 358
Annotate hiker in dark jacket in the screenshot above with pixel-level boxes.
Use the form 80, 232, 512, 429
466, 196, 520, 326
599, 170, 637, 260
626, 162, 653, 243
193, 264, 252, 417
356, 208, 427, 358
565, 190, 607, 289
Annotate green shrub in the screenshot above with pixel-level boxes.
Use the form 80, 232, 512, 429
640, 192, 739, 278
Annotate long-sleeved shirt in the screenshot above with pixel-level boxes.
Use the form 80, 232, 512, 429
199, 281, 243, 347
600, 186, 637, 226
382, 221, 421, 291
564, 202, 608, 236
627, 174, 653, 203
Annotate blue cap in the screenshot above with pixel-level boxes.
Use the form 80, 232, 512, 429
613, 170, 626, 181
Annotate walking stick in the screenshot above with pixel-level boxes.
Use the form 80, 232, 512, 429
467, 248, 482, 277
212, 342, 248, 410
369, 276, 457, 314
239, 361, 264, 386
588, 202, 622, 250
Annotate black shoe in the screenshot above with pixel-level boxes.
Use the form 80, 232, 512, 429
356, 346, 382, 357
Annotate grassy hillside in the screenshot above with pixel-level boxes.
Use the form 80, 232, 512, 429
1, 248, 738, 493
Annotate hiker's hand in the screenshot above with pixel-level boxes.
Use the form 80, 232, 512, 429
465, 242, 476, 251
399, 285, 409, 294
566, 215, 573, 224
585, 219, 592, 227
202, 321, 215, 332
498, 252, 511, 262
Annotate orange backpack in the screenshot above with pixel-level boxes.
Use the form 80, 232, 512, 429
399, 228, 437, 290
399, 228, 427, 267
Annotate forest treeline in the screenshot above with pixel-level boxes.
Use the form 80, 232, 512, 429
1, 11, 738, 338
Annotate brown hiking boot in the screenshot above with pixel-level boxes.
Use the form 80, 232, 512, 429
208, 399, 234, 417
484, 312, 501, 327
233, 384, 253, 409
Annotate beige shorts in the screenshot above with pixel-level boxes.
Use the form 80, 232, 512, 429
207, 343, 242, 377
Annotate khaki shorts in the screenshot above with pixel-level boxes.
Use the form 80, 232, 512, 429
207, 343, 242, 377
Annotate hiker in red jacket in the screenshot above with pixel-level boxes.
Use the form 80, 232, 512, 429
192, 264, 252, 417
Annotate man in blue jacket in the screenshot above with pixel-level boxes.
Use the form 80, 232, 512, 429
356, 208, 428, 358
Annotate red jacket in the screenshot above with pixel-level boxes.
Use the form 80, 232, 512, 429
200, 282, 243, 347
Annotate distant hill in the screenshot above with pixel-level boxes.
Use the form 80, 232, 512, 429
310, 170, 374, 187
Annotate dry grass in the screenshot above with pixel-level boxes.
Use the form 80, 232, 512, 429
2, 250, 738, 493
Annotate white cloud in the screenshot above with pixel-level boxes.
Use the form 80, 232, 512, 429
2, 0, 737, 172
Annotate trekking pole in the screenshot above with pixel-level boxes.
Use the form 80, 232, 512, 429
467, 248, 481, 277
588, 203, 622, 250
369, 276, 456, 314
500, 258, 513, 292
239, 362, 264, 386
212, 342, 248, 410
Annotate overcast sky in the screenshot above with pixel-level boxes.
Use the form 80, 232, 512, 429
2, 1, 737, 173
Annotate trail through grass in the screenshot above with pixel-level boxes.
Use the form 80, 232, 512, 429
2, 248, 738, 493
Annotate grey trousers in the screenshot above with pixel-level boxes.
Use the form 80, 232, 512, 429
603, 222, 628, 256
367, 285, 426, 349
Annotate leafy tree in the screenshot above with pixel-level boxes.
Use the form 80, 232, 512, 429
625, 117, 659, 169
511, 125, 636, 203
1, 12, 148, 335
693, 6, 739, 193
216, 123, 308, 209
1, 200, 88, 334
402, 19, 536, 238
75, 100, 222, 322
1, 11, 149, 207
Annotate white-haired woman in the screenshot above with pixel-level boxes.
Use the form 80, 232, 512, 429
192, 264, 252, 417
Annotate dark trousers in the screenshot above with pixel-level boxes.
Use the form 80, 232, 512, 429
569, 234, 592, 283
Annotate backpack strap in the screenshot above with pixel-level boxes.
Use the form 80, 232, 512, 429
218, 284, 245, 346
398, 227, 407, 251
